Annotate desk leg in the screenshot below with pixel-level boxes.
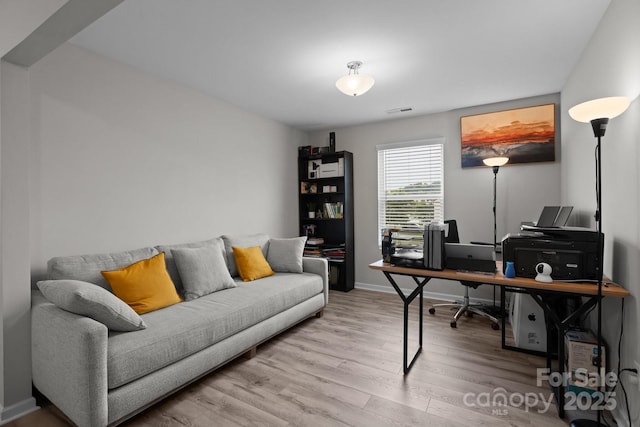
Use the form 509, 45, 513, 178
411, 276, 425, 357
500, 287, 507, 349
383, 272, 430, 374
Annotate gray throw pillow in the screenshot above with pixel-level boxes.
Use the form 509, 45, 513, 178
267, 237, 307, 273
37, 279, 146, 331
155, 237, 222, 297
171, 244, 236, 301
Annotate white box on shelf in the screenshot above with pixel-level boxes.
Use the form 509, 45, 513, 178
317, 158, 344, 178
321, 185, 338, 193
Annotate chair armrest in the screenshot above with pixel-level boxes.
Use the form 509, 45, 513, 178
303, 257, 329, 305
32, 296, 109, 427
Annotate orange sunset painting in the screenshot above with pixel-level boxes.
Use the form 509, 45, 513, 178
460, 104, 555, 168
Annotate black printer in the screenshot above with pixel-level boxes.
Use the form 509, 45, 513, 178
501, 226, 602, 280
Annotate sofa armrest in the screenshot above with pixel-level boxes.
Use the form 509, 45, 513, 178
32, 295, 109, 427
303, 257, 329, 305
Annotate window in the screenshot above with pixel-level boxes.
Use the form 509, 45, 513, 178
377, 138, 444, 245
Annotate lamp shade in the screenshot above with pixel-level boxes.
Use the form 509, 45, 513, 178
483, 157, 509, 167
568, 96, 630, 123
336, 61, 375, 96
336, 73, 375, 97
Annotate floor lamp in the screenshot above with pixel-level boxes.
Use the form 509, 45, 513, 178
568, 96, 630, 427
482, 156, 509, 251
482, 156, 509, 316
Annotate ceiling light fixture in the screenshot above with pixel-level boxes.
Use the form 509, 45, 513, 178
336, 61, 375, 97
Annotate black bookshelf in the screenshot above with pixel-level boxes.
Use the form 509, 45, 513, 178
298, 151, 354, 291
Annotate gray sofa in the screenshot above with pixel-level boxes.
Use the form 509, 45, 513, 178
31, 234, 328, 427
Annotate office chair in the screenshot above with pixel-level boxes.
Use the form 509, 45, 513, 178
428, 220, 500, 330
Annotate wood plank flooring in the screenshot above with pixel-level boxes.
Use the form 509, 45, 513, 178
10, 289, 589, 426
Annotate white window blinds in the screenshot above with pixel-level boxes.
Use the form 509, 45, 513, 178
377, 139, 444, 243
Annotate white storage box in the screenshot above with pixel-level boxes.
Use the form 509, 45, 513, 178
509, 292, 547, 352
318, 158, 344, 178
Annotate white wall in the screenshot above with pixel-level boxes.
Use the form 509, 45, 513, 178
0, 40, 306, 423
27, 43, 307, 280
0, 0, 68, 422
561, 0, 640, 424
309, 93, 561, 299
0, 61, 37, 422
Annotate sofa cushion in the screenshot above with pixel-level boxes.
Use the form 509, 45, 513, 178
232, 246, 275, 282
101, 253, 182, 315
172, 244, 236, 300
36, 279, 146, 331
221, 233, 270, 277
46, 246, 159, 291
106, 272, 323, 389
267, 237, 306, 273
155, 237, 221, 297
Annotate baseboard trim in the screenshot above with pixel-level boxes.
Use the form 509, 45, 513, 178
354, 281, 498, 306
0, 397, 38, 425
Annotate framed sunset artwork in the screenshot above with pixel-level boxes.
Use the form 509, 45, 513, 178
460, 103, 556, 168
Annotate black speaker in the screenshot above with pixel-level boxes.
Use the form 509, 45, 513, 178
424, 223, 445, 270
329, 132, 336, 152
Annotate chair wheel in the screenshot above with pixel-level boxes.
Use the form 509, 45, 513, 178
491, 322, 500, 330
465, 311, 473, 318
428, 308, 435, 315
450, 321, 457, 328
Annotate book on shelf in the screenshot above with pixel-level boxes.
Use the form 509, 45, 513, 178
306, 237, 324, 245
322, 202, 343, 219
303, 248, 323, 257
303, 240, 346, 261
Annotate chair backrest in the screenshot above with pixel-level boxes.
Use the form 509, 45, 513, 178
444, 219, 460, 244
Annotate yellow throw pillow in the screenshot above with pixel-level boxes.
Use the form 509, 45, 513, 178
232, 245, 275, 282
101, 252, 182, 314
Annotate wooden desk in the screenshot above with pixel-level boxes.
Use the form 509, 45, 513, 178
368, 260, 629, 418
369, 260, 628, 298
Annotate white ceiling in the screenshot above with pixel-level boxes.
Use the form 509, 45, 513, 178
68, 0, 611, 131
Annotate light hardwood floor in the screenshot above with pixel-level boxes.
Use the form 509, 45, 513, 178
10, 289, 588, 426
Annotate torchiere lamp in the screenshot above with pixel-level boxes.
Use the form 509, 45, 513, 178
568, 96, 630, 427
482, 156, 509, 251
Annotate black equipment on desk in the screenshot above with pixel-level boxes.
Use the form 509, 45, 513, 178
382, 222, 495, 272
381, 223, 447, 269
424, 223, 446, 270
444, 243, 496, 273
382, 228, 425, 268
501, 227, 601, 280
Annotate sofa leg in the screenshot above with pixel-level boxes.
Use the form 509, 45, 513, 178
315, 310, 324, 318
243, 346, 257, 359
